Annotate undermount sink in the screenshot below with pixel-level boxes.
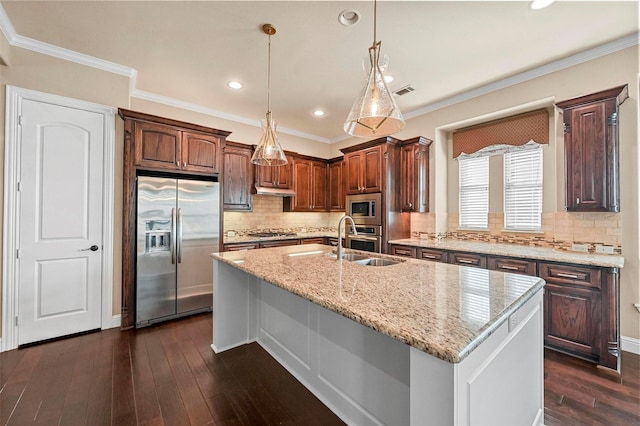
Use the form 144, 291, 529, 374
340, 253, 370, 262
338, 253, 402, 266
353, 258, 401, 267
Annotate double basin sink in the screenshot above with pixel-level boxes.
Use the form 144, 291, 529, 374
340, 253, 401, 267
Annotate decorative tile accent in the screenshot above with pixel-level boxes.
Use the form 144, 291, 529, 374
411, 212, 622, 255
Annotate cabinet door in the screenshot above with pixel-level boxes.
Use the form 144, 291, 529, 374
564, 102, 608, 211
400, 144, 416, 211
362, 146, 382, 193
311, 161, 328, 211
544, 283, 601, 360
223, 145, 253, 211
328, 160, 345, 211
182, 132, 221, 173
345, 151, 363, 194
292, 159, 312, 211
134, 121, 181, 170
255, 157, 292, 189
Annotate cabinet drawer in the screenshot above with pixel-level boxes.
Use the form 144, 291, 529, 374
389, 245, 416, 258
488, 257, 537, 275
448, 252, 487, 268
302, 238, 327, 245
260, 239, 301, 248
539, 262, 601, 290
224, 243, 258, 251
417, 248, 447, 263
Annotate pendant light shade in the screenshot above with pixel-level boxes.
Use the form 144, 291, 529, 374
251, 24, 288, 166
344, 0, 405, 137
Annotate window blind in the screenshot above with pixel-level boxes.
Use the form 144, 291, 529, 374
459, 156, 489, 229
504, 147, 543, 231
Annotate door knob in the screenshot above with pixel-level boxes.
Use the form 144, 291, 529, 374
81, 245, 100, 252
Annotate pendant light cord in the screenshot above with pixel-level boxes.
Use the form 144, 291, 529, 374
267, 33, 272, 115
373, 0, 377, 45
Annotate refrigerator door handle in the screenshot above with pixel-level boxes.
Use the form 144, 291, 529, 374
171, 207, 177, 264
177, 207, 183, 263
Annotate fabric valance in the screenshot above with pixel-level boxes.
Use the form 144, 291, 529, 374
452, 109, 549, 158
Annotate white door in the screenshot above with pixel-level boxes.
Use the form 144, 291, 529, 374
17, 99, 104, 345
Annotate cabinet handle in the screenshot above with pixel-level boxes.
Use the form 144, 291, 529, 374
499, 265, 519, 271
557, 272, 579, 279
458, 259, 475, 264
576, 198, 580, 205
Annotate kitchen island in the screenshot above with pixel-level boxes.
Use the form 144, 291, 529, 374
211, 244, 545, 425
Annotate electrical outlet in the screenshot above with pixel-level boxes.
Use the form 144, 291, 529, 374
508, 313, 518, 332
571, 243, 589, 253
595, 244, 615, 255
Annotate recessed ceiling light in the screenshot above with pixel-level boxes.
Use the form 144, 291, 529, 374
338, 9, 361, 26
384, 75, 394, 84
228, 81, 243, 89
312, 110, 325, 117
529, 0, 554, 10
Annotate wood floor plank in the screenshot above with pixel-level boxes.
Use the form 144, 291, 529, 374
1, 312, 637, 425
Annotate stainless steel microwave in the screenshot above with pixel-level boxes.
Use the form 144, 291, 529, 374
346, 192, 382, 225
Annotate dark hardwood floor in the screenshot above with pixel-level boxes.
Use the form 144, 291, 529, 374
0, 313, 638, 425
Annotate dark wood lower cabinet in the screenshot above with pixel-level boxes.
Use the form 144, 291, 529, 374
540, 262, 619, 370
387, 243, 621, 371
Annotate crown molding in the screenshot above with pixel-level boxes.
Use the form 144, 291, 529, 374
131, 89, 332, 144
403, 32, 640, 122
0, 2, 636, 145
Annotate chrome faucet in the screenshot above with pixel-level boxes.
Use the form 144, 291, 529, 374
337, 215, 357, 260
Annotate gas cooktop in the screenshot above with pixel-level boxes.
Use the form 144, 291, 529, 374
246, 232, 298, 238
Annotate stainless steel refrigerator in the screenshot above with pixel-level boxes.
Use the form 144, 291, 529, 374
136, 176, 219, 327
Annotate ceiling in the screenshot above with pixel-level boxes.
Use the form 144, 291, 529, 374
1, 1, 638, 143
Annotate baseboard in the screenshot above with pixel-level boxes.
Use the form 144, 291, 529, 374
621, 336, 640, 355
109, 314, 121, 329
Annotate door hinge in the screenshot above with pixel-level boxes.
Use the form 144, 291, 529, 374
16, 249, 20, 259
18, 115, 23, 126
17, 182, 21, 192
15, 316, 19, 326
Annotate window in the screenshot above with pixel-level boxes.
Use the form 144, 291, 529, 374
504, 147, 543, 231
459, 156, 489, 229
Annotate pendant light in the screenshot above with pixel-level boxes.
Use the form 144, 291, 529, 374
344, 0, 405, 137
251, 24, 287, 166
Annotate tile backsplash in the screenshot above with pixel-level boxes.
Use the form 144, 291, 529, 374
224, 195, 341, 234
411, 212, 622, 254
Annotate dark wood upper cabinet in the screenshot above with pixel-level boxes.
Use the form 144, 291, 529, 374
134, 121, 222, 174
255, 156, 293, 189
223, 142, 253, 211
400, 136, 432, 212
284, 156, 328, 212
182, 131, 221, 174
328, 158, 345, 211
556, 85, 628, 212
118, 108, 230, 330
344, 145, 383, 194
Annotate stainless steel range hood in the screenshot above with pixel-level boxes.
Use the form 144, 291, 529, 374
254, 186, 296, 197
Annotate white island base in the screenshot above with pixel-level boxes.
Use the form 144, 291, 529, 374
213, 260, 544, 426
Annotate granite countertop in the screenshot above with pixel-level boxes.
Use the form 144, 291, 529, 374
224, 230, 338, 245
388, 238, 625, 268
211, 244, 545, 364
